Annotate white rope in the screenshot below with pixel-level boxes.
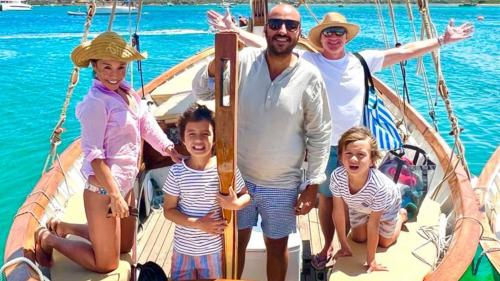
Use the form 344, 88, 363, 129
107, 0, 118, 32
42, 2, 95, 174
302, 1, 319, 24
0, 257, 50, 281
373, 0, 401, 97
404, 0, 437, 130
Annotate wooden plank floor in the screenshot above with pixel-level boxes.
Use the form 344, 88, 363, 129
137, 208, 325, 280
137, 203, 438, 281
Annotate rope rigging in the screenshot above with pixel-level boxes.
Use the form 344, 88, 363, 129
404, 0, 438, 131
42, 2, 96, 174
373, 0, 401, 101
417, 0, 471, 179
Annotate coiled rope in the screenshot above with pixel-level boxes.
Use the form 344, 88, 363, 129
0, 257, 50, 281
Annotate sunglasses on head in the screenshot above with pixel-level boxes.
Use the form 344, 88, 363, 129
267, 18, 300, 32
322, 26, 347, 37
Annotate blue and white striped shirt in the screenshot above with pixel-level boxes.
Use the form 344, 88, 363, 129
330, 167, 401, 221
163, 160, 245, 256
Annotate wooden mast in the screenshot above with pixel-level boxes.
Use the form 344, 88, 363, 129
214, 31, 239, 280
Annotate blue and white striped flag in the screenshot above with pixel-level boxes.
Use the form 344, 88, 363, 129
363, 89, 403, 151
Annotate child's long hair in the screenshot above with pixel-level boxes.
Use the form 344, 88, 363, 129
338, 126, 381, 163
177, 103, 215, 143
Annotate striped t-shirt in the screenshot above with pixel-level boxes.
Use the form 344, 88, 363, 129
330, 167, 401, 221
163, 160, 245, 256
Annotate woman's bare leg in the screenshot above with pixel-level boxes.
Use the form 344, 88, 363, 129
120, 191, 135, 253
50, 191, 135, 250
40, 190, 121, 273
51, 221, 90, 240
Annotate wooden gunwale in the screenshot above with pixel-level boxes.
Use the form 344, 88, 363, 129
138, 48, 215, 98
475, 146, 500, 273
3, 140, 82, 281
374, 77, 481, 281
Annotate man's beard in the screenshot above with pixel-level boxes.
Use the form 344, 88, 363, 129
265, 34, 298, 57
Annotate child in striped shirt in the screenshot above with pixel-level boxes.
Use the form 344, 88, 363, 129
163, 104, 250, 281
330, 127, 407, 272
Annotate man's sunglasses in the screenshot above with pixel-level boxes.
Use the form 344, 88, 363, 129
267, 19, 300, 32
322, 26, 348, 37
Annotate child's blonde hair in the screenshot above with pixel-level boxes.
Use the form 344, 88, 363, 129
338, 126, 381, 162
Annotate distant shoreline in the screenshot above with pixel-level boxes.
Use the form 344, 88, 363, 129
25, 1, 500, 6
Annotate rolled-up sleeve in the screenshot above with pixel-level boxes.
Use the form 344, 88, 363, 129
192, 64, 216, 101
76, 97, 107, 163
140, 105, 173, 156
303, 78, 332, 185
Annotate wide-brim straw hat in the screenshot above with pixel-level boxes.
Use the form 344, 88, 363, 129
71, 31, 147, 68
308, 12, 360, 49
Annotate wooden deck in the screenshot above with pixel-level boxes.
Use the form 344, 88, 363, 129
137, 207, 326, 280
138, 198, 440, 281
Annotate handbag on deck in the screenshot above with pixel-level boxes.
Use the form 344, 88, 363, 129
379, 144, 437, 219
353, 52, 403, 151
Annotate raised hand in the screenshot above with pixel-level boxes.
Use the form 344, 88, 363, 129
196, 211, 227, 234
207, 9, 237, 31
443, 19, 474, 45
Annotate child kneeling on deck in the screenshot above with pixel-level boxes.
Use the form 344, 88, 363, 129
331, 127, 407, 272
162, 104, 250, 280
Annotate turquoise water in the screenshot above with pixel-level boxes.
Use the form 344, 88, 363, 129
0, 4, 498, 267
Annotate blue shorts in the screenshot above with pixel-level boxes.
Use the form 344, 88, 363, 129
319, 146, 339, 197
237, 181, 298, 239
170, 250, 222, 281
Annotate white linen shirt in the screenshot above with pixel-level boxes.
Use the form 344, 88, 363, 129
192, 47, 331, 189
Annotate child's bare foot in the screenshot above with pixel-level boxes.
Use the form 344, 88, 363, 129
399, 208, 408, 224
34, 227, 53, 267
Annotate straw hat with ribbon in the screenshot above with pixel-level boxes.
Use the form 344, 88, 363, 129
308, 12, 360, 49
71, 31, 147, 68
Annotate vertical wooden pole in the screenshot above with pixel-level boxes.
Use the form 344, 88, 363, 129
214, 31, 239, 280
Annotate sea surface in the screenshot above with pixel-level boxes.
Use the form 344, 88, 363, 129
0, 4, 498, 266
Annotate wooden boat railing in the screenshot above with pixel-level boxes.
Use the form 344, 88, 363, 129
474, 147, 500, 273
3, 140, 82, 281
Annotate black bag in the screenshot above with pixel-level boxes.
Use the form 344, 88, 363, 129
379, 144, 436, 219
136, 261, 168, 281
